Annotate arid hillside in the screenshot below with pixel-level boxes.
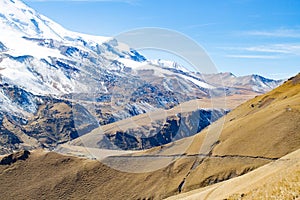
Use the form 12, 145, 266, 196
166, 148, 300, 200
0, 73, 299, 200
185, 73, 300, 157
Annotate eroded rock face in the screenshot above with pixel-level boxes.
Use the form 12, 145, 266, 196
0, 81, 228, 153
98, 109, 228, 150
22, 102, 98, 147
0, 84, 100, 153
0, 0, 284, 155
0, 127, 22, 155
0, 150, 30, 165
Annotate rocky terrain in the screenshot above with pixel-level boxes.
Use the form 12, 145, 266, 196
0, 1, 298, 200
0, 0, 283, 154
0, 73, 298, 200
69, 101, 228, 151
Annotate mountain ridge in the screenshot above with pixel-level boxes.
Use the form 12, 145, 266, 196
0, 73, 299, 199
0, 0, 283, 154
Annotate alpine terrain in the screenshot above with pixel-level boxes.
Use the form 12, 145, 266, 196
0, 72, 299, 200
0, 0, 299, 199
0, 0, 282, 154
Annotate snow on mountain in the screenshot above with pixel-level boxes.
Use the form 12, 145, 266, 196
249, 74, 282, 92
0, 0, 278, 99
151, 59, 190, 73
117, 58, 148, 70
0, 0, 143, 96
0, 0, 284, 153
182, 75, 215, 89
0, 83, 38, 116
201, 72, 283, 93
0, 0, 216, 124
0, 0, 217, 97
0, 0, 110, 43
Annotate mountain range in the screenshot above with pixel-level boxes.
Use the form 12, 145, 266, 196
0, 71, 299, 200
0, 0, 282, 154
0, 0, 299, 199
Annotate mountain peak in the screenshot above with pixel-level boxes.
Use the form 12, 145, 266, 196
0, 0, 110, 42
0, 0, 61, 39
221, 72, 236, 77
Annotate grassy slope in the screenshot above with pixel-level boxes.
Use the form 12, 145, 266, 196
134, 73, 300, 194
182, 73, 300, 192
166, 148, 300, 200
0, 74, 299, 200
0, 150, 196, 200
184, 73, 300, 157
213, 74, 300, 158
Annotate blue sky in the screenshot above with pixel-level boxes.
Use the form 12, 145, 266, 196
24, 0, 300, 79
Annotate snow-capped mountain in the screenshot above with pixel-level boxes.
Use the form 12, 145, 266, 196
151, 59, 190, 73
0, 0, 282, 153
0, 0, 215, 99
0, 0, 110, 47
201, 72, 283, 93
0, 0, 147, 95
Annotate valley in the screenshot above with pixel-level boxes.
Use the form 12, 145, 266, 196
0, 0, 299, 199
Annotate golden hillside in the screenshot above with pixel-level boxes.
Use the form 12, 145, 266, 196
144, 73, 300, 193
0, 73, 299, 200
166, 148, 300, 200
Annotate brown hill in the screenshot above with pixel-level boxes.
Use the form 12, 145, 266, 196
166, 148, 300, 200
209, 72, 300, 158
140, 73, 300, 193
0, 149, 271, 200
0, 73, 299, 200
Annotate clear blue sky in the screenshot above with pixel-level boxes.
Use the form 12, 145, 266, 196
24, 0, 300, 79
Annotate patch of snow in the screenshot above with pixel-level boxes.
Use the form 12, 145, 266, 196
118, 58, 148, 69
180, 74, 215, 89
0, 56, 77, 95
1, 31, 65, 61
151, 59, 190, 73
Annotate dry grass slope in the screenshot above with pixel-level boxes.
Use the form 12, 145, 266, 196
166, 148, 300, 200
0, 73, 299, 200
211, 73, 300, 158
173, 73, 300, 158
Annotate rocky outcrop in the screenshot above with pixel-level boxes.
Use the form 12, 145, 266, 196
0, 0, 284, 156
98, 109, 228, 150
0, 150, 30, 165
0, 84, 100, 153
